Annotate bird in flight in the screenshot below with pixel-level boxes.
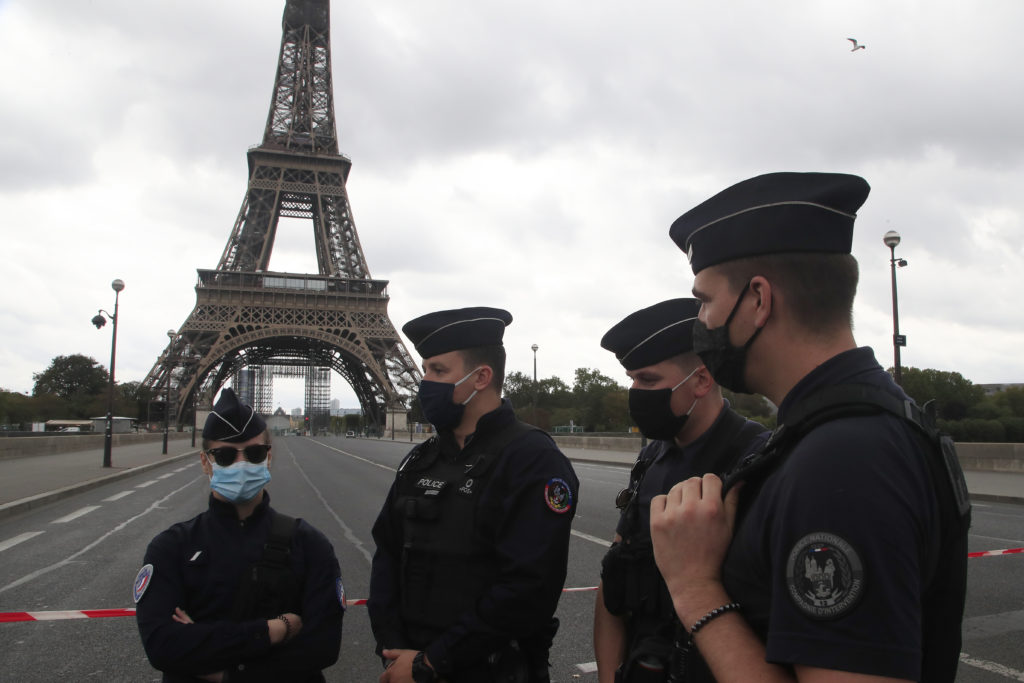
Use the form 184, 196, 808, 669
847, 38, 866, 51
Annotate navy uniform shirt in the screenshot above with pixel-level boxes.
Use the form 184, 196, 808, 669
368, 399, 579, 677
724, 347, 959, 681
136, 492, 344, 682
609, 404, 767, 680
616, 402, 768, 540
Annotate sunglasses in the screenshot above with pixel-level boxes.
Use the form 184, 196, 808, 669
206, 444, 271, 467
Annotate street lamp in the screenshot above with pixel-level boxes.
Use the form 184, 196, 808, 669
91, 279, 125, 468
162, 329, 176, 455
531, 344, 539, 383
883, 230, 908, 385
531, 344, 539, 425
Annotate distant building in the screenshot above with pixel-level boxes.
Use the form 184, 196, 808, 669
978, 383, 1024, 396
330, 407, 362, 417
267, 407, 291, 434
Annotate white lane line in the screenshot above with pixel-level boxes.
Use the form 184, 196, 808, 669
158, 473, 175, 479
0, 476, 203, 595
0, 532, 44, 553
577, 662, 598, 673
136, 480, 159, 488
572, 529, 612, 547
972, 533, 1024, 545
103, 491, 135, 502
51, 506, 101, 524
959, 653, 1024, 681
316, 443, 397, 472
288, 450, 376, 564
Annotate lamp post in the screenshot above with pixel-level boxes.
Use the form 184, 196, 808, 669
531, 344, 539, 425
91, 279, 125, 468
162, 329, 176, 455
883, 230, 908, 385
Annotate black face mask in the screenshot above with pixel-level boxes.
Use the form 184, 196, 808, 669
691, 281, 764, 394
416, 367, 481, 431
627, 366, 700, 441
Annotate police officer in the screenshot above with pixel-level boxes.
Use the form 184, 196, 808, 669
649, 172, 970, 682
368, 307, 579, 683
135, 388, 344, 682
593, 298, 767, 683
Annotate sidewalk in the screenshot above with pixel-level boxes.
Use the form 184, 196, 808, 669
0, 436, 199, 519
0, 437, 1020, 521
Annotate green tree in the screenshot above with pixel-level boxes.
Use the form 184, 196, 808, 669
33, 355, 109, 400
898, 367, 984, 421
572, 367, 627, 432
0, 389, 34, 428
992, 386, 1024, 417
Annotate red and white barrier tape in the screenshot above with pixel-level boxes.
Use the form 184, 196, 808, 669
4, 548, 1022, 625
967, 546, 1023, 558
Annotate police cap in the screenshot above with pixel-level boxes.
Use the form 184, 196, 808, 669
669, 172, 871, 273
601, 298, 701, 370
202, 388, 266, 443
403, 307, 513, 359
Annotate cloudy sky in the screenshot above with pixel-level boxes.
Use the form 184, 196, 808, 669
2, 0, 1022, 413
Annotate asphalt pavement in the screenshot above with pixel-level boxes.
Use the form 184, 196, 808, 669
0, 435, 1020, 519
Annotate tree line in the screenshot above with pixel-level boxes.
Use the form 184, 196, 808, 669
3, 354, 1024, 442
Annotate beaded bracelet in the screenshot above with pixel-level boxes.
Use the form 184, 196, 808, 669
277, 614, 292, 641
689, 601, 741, 637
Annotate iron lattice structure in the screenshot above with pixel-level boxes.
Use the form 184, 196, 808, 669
141, 0, 420, 431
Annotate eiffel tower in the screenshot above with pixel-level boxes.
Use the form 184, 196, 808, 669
141, 0, 420, 434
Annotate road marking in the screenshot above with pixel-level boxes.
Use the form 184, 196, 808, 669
158, 473, 175, 479
136, 480, 159, 488
103, 491, 134, 502
572, 529, 612, 547
577, 662, 598, 673
959, 653, 1024, 681
0, 532, 44, 553
972, 533, 1024, 545
316, 443, 397, 472
287, 450, 376, 564
51, 506, 101, 524
0, 476, 202, 595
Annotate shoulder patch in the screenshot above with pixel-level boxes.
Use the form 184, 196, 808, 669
336, 577, 347, 612
785, 532, 864, 620
544, 477, 573, 514
133, 564, 154, 604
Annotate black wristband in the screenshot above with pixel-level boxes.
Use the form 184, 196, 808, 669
688, 601, 741, 637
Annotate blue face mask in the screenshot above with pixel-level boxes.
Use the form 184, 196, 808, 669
417, 366, 482, 431
210, 461, 271, 503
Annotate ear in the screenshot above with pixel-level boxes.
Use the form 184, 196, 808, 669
473, 365, 495, 391
691, 365, 716, 399
749, 275, 774, 328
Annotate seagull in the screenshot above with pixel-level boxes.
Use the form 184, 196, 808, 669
847, 38, 866, 51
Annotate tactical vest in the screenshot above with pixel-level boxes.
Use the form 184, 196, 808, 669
230, 511, 303, 620
603, 410, 765, 621
723, 384, 971, 683
395, 420, 538, 638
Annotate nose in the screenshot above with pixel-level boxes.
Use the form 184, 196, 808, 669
232, 449, 246, 464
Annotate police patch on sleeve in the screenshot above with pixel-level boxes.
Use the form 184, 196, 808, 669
544, 477, 573, 514
785, 532, 864, 620
133, 564, 154, 604
334, 577, 347, 611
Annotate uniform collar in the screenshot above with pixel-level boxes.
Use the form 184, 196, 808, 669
777, 347, 890, 422
439, 398, 515, 453
208, 490, 272, 521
